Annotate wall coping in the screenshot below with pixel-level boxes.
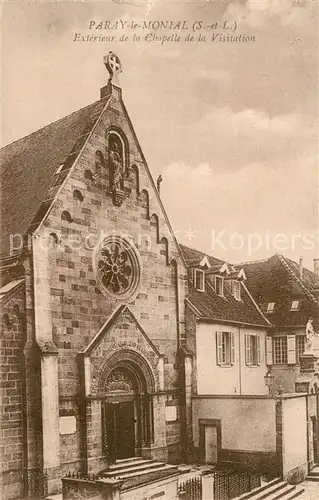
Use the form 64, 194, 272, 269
192, 394, 273, 400
275, 392, 308, 400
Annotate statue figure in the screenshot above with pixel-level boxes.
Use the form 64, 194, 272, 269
304, 318, 317, 355
109, 141, 123, 191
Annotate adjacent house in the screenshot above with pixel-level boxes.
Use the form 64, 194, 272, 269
237, 254, 319, 394
180, 245, 280, 475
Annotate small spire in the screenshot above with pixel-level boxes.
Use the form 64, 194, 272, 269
104, 51, 122, 86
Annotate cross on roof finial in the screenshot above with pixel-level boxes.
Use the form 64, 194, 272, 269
104, 51, 122, 86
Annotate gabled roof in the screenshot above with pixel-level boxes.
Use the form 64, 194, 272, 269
0, 95, 110, 258
237, 254, 319, 328
180, 245, 269, 327
81, 304, 162, 357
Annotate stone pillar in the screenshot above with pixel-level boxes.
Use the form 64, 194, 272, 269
33, 233, 61, 493
41, 351, 61, 493
275, 399, 284, 479
184, 354, 193, 462
22, 253, 44, 497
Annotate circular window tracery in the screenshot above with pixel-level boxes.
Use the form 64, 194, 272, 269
95, 236, 141, 300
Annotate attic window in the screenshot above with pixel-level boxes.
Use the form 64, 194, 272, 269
215, 276, 224, 296
194, 269, 205, 292
231, 280, 241, 301
84, 170, 94, 181
49, 233, 59, 246
61, 211, 72, 223
290, 300, 300, 311
267, 302, 275, 313
73, 190, 84, 203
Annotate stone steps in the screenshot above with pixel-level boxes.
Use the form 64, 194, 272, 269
102, 460, 165, 477
234, 478, 304, 500
100, 457, 178, 490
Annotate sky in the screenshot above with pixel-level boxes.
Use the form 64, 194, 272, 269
2, 0, 318, 269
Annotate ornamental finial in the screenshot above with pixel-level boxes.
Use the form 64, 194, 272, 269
104, 51, 122, 86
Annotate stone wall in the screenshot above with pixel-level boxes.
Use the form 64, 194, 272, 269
0, 286, 25, 500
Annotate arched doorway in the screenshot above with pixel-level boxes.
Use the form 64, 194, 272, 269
100, 357, 154, 462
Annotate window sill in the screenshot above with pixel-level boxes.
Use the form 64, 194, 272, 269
217, 364, 234, 368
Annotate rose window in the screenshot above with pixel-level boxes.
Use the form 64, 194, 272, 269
95, 236, 141, 299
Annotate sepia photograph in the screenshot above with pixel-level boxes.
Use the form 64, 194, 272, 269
0, 1, 318, 500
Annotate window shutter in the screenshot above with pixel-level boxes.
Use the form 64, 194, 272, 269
257, 335, 261, 365
216, 331, 223, 365
287, 335, 296, 365
245, 334, 250, 365
266, 337, 273, 365
231, 332, 235, 365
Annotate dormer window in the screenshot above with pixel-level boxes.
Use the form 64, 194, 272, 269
290, 300, 300, 311
267, 302, 275, 313
215, 276, 224, 296
231, 280, 241, 301
194, 269, 205, 291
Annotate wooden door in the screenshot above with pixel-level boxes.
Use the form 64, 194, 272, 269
205, 426, 218, 464
115, 401, 135, 459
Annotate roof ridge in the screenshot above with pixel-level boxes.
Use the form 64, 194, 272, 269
277, 254, 319, 304
235, 256, 272, 266
0, 95, 110, 152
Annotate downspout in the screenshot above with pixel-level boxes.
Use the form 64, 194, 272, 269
173, 259, 187, 462
238, 325, 243, 396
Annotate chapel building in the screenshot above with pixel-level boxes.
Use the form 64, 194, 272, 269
0, 53, 190, 499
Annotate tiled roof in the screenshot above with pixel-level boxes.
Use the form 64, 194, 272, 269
179, 244, 224, 267
180, 245, 269, 327
238, 254, 319, 328
0, 96, 110, 258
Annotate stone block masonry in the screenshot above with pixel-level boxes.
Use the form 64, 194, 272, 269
23, 84, 188, 494
0, 287, 25, 500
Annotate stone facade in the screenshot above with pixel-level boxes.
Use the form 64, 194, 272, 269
0, 82, 188, 498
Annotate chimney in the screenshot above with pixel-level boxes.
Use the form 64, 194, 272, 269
299, 257, 303, 280
314, 258, 319, 276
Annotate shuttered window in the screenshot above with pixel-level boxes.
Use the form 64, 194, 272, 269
245, 334, 261, 366
273, 337, 288, 364
216, 331, 235, 366
296, 335, 306, 364
287, 335, 296, 364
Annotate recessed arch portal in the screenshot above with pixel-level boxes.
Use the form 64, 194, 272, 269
98, 349, 156, 395
99, 350, 155, 462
